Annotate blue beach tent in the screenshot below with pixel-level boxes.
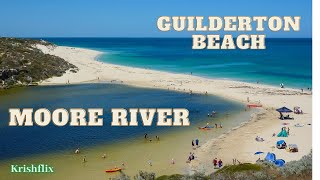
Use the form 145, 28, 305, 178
274, 159, 286, 167
265, 152, 286, 167
276, 107, 293, 113
276, 140, 287, 149
265, 152, 276, 162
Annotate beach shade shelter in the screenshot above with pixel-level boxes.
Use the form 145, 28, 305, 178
265, 152, 276, 162
277, 129, 288, 137
274, 159, 286, 167
276, 140, 287, 149
287, 144, 299, 152
254, 151, 264, 155
254, 151, 264, 160
276, 107, 293, 113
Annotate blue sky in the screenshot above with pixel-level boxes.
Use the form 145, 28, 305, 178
0, 0, 311, 38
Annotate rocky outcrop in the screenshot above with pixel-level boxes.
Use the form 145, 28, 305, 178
0, 38, 77, 89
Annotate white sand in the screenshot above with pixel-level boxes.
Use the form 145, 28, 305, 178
37, 45, 312, 174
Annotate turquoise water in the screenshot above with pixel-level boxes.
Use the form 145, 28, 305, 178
41, 38, 312, 88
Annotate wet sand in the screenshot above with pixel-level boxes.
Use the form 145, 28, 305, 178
0, 110, 253, 179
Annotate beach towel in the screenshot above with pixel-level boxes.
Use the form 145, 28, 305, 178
294, 123, 304, 127
255, 136, 264, 142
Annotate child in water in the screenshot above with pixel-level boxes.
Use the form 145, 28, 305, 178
171, 158, 175, 164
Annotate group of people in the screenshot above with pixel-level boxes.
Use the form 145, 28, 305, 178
75, 148, 108, 163
294, 107, 304, 114
144, 133, 160, 142
188, 139, 200, 162
213, 158, 223, 168
192, 139, 200, 148
187, 152, 195, 162
207, 111, 216, 117
215, 123, 222, 128
279, 112, 294, 120
74, 148, 87, 163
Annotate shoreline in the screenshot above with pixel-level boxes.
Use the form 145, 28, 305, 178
37, 45, 311, 105
37, 45, 312, 174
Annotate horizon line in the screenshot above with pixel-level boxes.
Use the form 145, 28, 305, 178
0, 36, 312, 39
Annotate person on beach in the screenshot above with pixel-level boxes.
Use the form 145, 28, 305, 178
287, 127, 290, 135
191, 153, 195, 160
156, 136, 160, 141
218, 159, 223, 168
144, 133, 148, 139
192, 140, 195, 148
213, 158, 218, 168
171, 158, 175, 164
83, 156, 87, 163
219, 122, 222, 128
102, 153, 106, 159
75, 148, 80, 154
188, 155, 192, 162
195, 139, 199, 147
215, 123, 218, 128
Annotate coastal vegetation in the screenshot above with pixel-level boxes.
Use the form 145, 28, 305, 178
113, 151, 312, 180
0, 37, 77, 89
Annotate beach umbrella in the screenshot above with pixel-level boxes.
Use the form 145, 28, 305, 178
254, 151, 264, 160
254, 151, 264, 155
276, 107, 293, 113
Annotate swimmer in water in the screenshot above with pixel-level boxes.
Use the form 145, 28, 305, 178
171, 158, 175, 164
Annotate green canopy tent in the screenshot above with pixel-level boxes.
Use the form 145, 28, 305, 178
277, 128, 288, 137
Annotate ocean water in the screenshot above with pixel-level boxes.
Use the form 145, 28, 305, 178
41, 38, 312, 88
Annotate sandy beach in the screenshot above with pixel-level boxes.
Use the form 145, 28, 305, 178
37, 45, 312, 174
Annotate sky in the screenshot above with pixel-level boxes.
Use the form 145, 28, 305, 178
0, 0, 312, 38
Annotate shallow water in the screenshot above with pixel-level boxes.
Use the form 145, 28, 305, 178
0, 84, 254, 179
